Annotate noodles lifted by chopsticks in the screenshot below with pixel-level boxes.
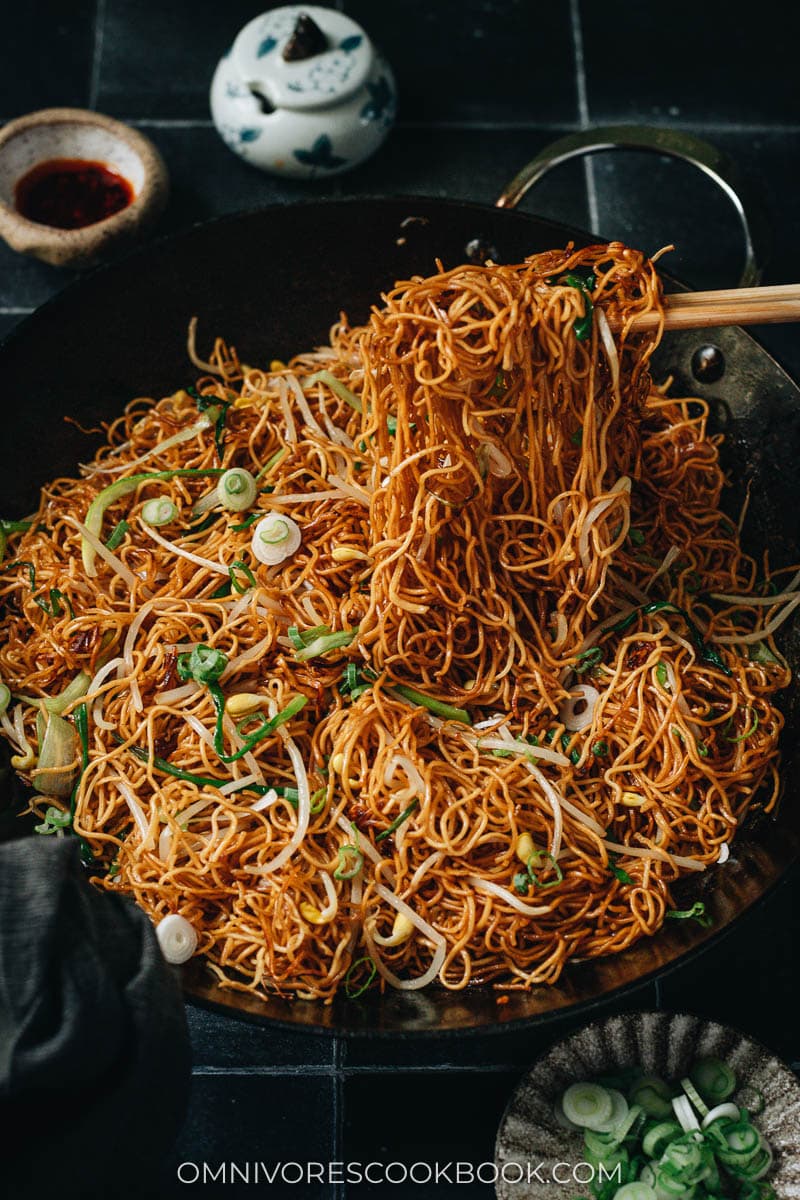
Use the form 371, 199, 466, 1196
0, 241, 792, 1001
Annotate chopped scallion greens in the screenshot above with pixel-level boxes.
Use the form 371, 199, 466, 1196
142, 497, 177, 526
575, 646, 603, 674
82, 467, 225, 574
177, 643, 228, 685
391, 682, 471, 725
665, 901, 712, 927
228, 560, 257, 593
105, 519, 129, 550
629, 527, 646, 546
334, 844, 363, 880
304, 370, 362, 413
188, 385, 230, 457
608, 852, 634, 885
231, 512, 261, 532
294, 627, 358, 662
375, 798, 420, 843
608, 600, 731, 676
344, 955, 377, 999
656, 662, 669, 688
725, 709, 759, 743
592, 739, 608, 757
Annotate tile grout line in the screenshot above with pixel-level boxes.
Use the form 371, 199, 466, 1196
569, 0, 599, 235
191, 1062, 521, 1076
88, 0, 107, 110
1, 116, 798, 134
332, 1038, 346, 1200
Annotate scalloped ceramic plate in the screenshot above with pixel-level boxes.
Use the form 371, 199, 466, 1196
495, 1011, 800, 1198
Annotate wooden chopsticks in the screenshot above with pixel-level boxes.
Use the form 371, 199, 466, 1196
610, 284, 800, 333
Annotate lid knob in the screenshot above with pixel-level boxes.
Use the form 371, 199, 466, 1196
282, 12, 328, 61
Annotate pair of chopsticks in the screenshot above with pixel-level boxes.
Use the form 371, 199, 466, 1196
609, 284, 800, 333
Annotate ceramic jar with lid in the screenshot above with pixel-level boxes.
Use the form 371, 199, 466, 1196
210, 6, 396, 179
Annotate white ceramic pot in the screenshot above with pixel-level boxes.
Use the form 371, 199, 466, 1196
210, 6, 396, 180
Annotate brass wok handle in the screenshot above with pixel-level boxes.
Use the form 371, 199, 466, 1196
495, 125, 770, 288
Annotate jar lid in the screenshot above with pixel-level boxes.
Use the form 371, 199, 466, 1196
232, 6, 374, 112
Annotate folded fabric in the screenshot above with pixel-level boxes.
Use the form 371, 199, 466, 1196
0, 837, 191, 1199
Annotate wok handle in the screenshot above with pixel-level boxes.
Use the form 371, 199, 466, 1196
495, 125, 769, 288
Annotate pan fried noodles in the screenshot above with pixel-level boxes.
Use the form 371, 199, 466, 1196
0, 243, 794, 1001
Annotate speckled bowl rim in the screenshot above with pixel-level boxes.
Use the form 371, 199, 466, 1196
0, 107, 167, 248
494, 1008, 800, 1197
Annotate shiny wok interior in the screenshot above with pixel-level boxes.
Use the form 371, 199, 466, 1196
1, 198, 798, 1034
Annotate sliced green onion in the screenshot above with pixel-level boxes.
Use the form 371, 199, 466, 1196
641, 1120, 681, 1159
344, 955, 377, 999
527, 850, 563, 889
748, 641, 779, 665
656, 662, 669, 688
612, 1184, 656, 1200
561, 1082, 613, 1130
177, 643, 229, 685
105, 519, 130, 550
575, 646, 603, 674
251, 512, 301, 565
690, 1057, 736, 1103
34, 804, 73, 835
608, 852, 634, 885
628, 1077, 674, 1120
375, 798, 419, 843
43, 670, 91, 716
188, 385, 229, 456
294, 628, 358, 663
217, 467, 257, 512
334, 844, 363, 880
82, 468, 224, 574
0, 683, 9, 716
289, 623, 329, 650
116, 736, 272, 796
629, 527, 646, 546
679, 1076, 709, 1118
32, 711, 78, 798
665, 901, 713, 928
208, 688, 306, 764
231, 511, 262, 532
305, 370, 363, 413
255, 446, 289, 482
1, 560, 68, 618
142, 497, 177, 526
592, 739, 608, 757
391, 682, 471, 725
607, 599, 731, 677
228, 560, 257, 593
725, 709, 759, 742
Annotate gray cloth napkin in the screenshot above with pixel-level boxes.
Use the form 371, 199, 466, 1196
0, 837, 191, 1198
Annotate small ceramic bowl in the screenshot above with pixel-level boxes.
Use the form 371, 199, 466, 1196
495, 1011, 800, 1198
0, 108, 169, 268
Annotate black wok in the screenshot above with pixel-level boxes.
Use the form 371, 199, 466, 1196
1, 131, 798, 1036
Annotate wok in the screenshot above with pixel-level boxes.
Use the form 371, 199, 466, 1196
1, 127, 798, 1035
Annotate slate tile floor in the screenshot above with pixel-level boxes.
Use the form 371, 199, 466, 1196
2, 2, 800, 1196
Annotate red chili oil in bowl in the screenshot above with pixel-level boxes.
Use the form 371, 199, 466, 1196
14, 158, 134, 230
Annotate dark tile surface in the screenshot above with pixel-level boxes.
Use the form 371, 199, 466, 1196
579, 0, 800, 126
657, 867, 800, 1064
0, 0, 94, 118
2, 4, 800, 1197
96, 0, 283, 119
188, 1004, 335, 1068
343, 0, 577, 124
342, 980, 658, 1069
342, 1071, 519, 1197
159, 1074, 335, 1198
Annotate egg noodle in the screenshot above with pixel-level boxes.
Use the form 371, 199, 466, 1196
0, 242, 792, 1001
